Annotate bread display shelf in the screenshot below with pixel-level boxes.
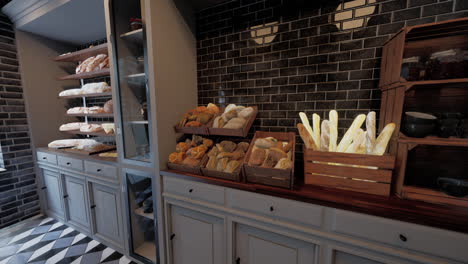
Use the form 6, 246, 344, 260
303, 148, 396, 197
120, 28, 143, 42
63, 130, 115, 137
59, 92, 113, 99
381, 78, 468, 91
399, 134, 468, 147
208, 106, 258, 137
244, 131, 296, 189
134, 207, 154, 220
54, 43, 108, 62
58, 68, 110, 80
67, 113, 114, 118
167, 156, 208, 175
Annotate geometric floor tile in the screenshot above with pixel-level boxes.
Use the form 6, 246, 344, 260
0, 215, 136, 264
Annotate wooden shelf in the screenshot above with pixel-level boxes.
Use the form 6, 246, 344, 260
67, 113, 114, 118
120, 29, 143, 42
62, 130, 115, 137
134, 242, 156, 263
403, 186, 468, 208
405, 78, 468, 89
399, 134, 468, 147
59, 92, 112, 99
54, 43, 108, 62
134, 207, 154, 220
58, 68, 110, 80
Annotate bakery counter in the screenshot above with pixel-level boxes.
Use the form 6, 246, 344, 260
161, 169, 468, 234
36, 147, 117, 165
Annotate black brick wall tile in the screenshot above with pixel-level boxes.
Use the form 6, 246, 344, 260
422, 2, 454, 17
456, 0, 468, 11
393, 7, 421, 22
381, 0, 408, 13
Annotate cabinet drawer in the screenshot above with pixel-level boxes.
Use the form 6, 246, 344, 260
37, 152, 57, 165
58, 156, 83, 171
84, 161, 117, 182
227, 189, 323, 228
332, 209, 468, 263
163, 176, 225, 205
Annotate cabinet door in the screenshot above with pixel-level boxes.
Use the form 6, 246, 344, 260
42, 169, 64, 219
333, 251, 384, 264
90, 182, 123, 248
169, 205, 224, 264
235, 224, 316, 264
63, 174, 90, 232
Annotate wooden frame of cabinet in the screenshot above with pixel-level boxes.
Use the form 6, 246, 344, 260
61, 171, 92, 234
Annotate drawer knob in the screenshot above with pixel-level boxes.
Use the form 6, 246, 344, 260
270, 206, 274, 212
97, 169, 102, 172
189, 189, 193, 193
63, 195, 69, 199
41, 186, 47, 190
66, 162, 71, 165
91, 205, 96, 209
399, 234, 407, 242
170, 234, 175, 240
42, 157, 47, 160
236, 257, 240, 264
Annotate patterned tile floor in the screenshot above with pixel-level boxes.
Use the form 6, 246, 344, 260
0, 215, 136, 264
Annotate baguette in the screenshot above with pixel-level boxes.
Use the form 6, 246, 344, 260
337, 114, 366, 152
297, 123, 316, 150
312, 114, 321, 150
299, 112, 313, 140
329, 110, 338, 152
366, 111, 376, 154
372, 123, 396, 155
320, 120, 330, 152
345, 128, 365, 153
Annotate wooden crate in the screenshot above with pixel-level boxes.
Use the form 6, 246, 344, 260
303, 149, 396, 196
208, 106, 258, 137
167, 155, 207, 175
243, 131, 295, 189
201, 167, 243, 182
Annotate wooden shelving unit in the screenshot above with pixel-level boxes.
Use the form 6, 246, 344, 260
67, 113, 114, 118
120, 29, 143, 42
58, 68, 110, 80
63, 130, 115, 137
59, 92, 112, 99
379, 17, 468, 208
54, 43, 108, 62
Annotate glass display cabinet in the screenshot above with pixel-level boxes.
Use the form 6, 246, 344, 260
123, 169, 159, 263
108, 0, 152, 164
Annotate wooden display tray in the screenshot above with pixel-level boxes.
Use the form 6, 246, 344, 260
59, 92, 112, 99
402, 186, 468, 208
167, 161, 202, 175
303, 149, 396, 197
208, 106, 258, 137
174, 125, 209, 135
58, 68, 110, 80
201, 167, 243, 182
60, 145, 116, 156
54, 43, 108, 62
243, 131, 296, 189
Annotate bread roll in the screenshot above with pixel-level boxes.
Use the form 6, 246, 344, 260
207, 103, 220, 114
235, 142, 250, 152
216, 158, 229, 171
320, 120, 330, 152
81, 82, 111, 94
329, 110, 338, 152
239, 107, 254, 119
337, 114, 366, 152
223, 117, 246, 129
169, 152, 185, 164
268, 147, 287, 162
254, 138, 276, 149
224, 160, 241, 173
219, 141, 237, 152
366, 111, 376, 154
182, 157, 200, 167
103, 100, 113, 113
224, 104, 237, 113
206, 156, 218, 170
372, 123, 396, 155
248, 148, 266, 166
274, 158, 292, 169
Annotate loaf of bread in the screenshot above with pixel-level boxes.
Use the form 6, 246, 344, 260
329, 110, 338, 152
76, 56, 95, 74
103, 100, 113, 113
101, 123, 115, 134
80, 124, 103, 133
224, 160, 241, 173
48, 139, 98, 149
366, 111, 376, 154
223, 117, 246, 129
274, 158, 292, 169
99, 151, 117, 158
81, 82, 111, 94
297, 123, 316, 150
67, 107, 87, 114
320, 120, 330, 152
85, 107, 105, 114
59, 122, 86, 131
345, 129, 365, 153
337, 114, 366, 152
239, 107, 254, 119
99, 57, 109, 69
372, 123, 396, 155
59, 88, 83, 97
312, 114, 321, 150
85, 54, 107, 72
248, 148, 266, 166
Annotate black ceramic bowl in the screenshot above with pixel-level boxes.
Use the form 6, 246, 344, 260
438, 177, 468, 198
405, 112, 437, 124
403, 122, 435, 138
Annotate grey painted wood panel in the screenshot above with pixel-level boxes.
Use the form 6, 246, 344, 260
58, 156, 84, 172
37, 151, 57, 165
42, 169, 64, 218
170, 205, 224, 264
163, 176, 225, 205
235, 223, 316, 264
64, 174, 90, 231
85, 161, 118, 182
333, 251, 384, 264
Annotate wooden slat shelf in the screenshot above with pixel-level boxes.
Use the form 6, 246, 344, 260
399, 134, 468, 147
62, 130, 115, 137
67, 113, 114, 118
59, 92, 112, 99
58, 68, 110, 80
54, 43, 108, 62
120, 29, 143, 42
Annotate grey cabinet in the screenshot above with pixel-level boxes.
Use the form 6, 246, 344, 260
41, 168, 64, 220
235, 224, 317, 264
63, 173, 90, 232
89, 180, 124, 250
332, 250, 384, 264
168, 205, 225, 264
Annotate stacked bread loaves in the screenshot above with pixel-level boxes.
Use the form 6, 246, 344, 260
212, 104, 255, 129
248, 137, 293, 169
205, 141, 249, 173
297, 110, 395, 155
76, 54, 109, 74
168, 135, 214, 167
59, 82, 111, 97
178, 103, 220, 127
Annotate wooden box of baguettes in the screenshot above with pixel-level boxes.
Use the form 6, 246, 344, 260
303, 148, 396, 196
244, 131, 296, 189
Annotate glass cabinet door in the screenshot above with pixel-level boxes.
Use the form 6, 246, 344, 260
109, 0, 152, 163
124, 170, 158, 263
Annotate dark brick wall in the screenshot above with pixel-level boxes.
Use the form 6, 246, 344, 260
196, 0, 468, 135
0, 13, 39, 228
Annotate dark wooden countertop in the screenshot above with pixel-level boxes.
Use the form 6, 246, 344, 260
161, 169, 468, 234
36, 147, 118, 165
